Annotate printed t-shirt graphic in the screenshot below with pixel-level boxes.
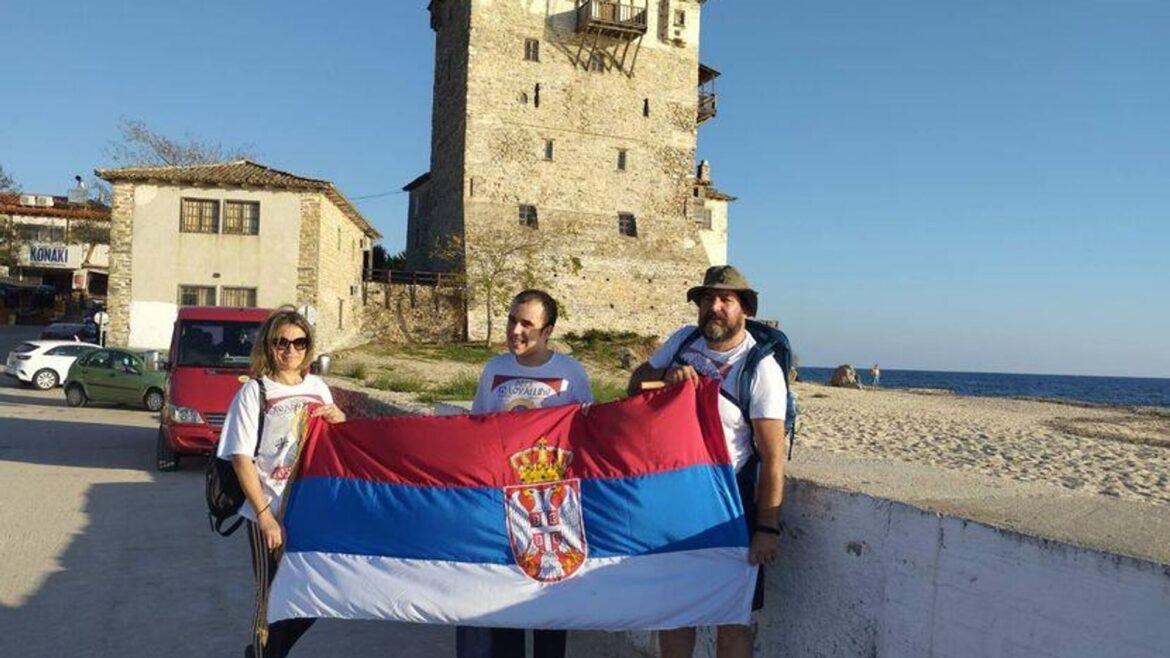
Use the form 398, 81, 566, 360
489, 374, 569, 411
217, 375, 334, 520
260, 393, 323, 488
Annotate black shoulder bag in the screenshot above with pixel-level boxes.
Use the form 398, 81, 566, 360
205, 379, 267, 536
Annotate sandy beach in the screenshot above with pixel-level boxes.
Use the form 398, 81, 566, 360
793, 382, 1170, 506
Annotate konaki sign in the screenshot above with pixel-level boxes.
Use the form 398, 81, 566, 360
19, 244, 109, 269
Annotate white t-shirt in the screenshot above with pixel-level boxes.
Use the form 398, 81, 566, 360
216, 374, 334, 521
648, 326, 787, 470
472, 352, 593, 414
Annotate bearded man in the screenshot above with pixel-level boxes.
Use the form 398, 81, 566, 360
627, 265, 788, 658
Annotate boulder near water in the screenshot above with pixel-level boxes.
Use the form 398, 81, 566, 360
830, 364, 862, 389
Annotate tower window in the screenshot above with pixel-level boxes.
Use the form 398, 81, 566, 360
519, 204, 539, 229
643, 98, 650, 117
534, 83, 541, 107
674, 10, 686, 27
618, 213, 637, 237
524, 38, 540, 62
544, 139, 555, 161
617, 149, 627, 171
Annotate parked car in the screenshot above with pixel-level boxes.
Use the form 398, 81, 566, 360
4, 340, 101, 390
41, 321, 99, 343
156, 306, 271, 471
63, 348, 167, 411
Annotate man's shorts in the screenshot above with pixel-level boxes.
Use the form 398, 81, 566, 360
736, 468, 766, 611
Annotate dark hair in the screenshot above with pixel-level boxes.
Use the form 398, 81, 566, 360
511, 289, 559, 328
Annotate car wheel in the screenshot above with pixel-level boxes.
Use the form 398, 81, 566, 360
156, 428, 178, 472
65, 384, 88, 407
32, 369, 60, 391
144, 388, 165, 412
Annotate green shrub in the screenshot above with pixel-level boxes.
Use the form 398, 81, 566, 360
591, 380, 628, 404
417, 374, 480, 403
433, 343, 500, 364
396, 343, 500, 364
369, 374, 426, 393
346, 362, 369, 380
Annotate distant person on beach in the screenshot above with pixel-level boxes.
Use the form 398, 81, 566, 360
458, 289, 592, 658
628, 265, 787, 658
871, 364, 881, 389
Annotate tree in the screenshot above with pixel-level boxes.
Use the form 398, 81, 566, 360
0, 165, 18, 270
106, 118, 258, 167
0, 164, 18, 193
371, 244, 406, 272
68, 219, 111, 269
438, 224, 582, 346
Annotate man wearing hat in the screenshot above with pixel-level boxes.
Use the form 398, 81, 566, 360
628, 265, 788, 658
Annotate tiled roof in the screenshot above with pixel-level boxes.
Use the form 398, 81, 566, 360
692, 180, 737, 202
95, 160, 380, 238
0, 194, 111, 221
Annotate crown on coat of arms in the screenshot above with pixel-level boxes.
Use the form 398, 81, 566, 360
509, 438, 572, 484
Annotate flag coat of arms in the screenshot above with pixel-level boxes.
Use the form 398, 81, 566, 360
268, 379, 756, 630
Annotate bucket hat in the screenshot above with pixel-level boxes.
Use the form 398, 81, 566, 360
685, 265, 758, 316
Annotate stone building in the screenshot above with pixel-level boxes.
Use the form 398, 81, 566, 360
96, 161, 380, 351
404, 0, 733, 340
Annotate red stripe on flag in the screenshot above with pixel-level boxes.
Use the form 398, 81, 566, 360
299, 379, 730, 488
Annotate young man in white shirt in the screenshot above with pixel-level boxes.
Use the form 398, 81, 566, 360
628, 265, 788, 658
458, 289, 592, 658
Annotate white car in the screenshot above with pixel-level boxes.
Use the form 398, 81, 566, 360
4, 340, 102, 390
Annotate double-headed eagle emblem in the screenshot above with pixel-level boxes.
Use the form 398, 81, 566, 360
504, 438, 587, 582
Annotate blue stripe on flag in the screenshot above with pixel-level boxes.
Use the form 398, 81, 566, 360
284, 464, 747, 564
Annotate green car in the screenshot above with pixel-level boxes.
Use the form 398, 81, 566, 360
63, 348, 167, 412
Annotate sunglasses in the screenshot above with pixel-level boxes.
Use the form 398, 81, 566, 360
272, 337, 311, 351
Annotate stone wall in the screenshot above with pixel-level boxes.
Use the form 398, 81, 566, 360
296, 195, 320, 312
311, 193, 370, 350
105, 183, 135, 347
408, 0, 472, 272
361, 281, 467, 344
325, 376, 434, 418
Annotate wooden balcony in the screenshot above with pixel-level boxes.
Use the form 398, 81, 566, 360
698, 91, 718, 124
576, 1, 648, 39
698, 63, 720, 125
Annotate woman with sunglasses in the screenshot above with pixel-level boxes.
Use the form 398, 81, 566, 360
217, 306, 346, 658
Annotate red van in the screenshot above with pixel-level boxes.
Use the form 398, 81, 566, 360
156, 306, 271, 471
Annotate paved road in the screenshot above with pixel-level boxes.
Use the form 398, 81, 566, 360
0, 326, 631, 658
0, 326, 448, 656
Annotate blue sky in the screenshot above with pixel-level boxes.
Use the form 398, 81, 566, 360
3, 1, 1167, 377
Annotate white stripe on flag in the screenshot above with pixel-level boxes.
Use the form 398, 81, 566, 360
269, 547, 756, 630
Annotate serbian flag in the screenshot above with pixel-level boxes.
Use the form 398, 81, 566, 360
267, 379, 755, 630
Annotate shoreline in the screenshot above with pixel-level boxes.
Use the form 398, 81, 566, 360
799, 379, 1170, 412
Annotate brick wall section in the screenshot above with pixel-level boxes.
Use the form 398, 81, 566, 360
361, 281, 466, 343
105, 183, 135, 346
419, 0, 715, 341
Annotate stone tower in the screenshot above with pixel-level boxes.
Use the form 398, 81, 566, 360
405, 0, 732, 340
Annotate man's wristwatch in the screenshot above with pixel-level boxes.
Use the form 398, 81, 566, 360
753, 524, 781, 536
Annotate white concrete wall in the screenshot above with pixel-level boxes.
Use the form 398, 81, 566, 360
608, 480, 1170, 658
698, 197, 728, 266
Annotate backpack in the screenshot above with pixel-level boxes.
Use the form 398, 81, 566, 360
671, 319, 799, 465
205, 379, 266, 536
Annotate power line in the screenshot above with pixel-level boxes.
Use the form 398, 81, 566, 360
351, 189, 407, 201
